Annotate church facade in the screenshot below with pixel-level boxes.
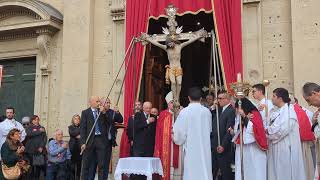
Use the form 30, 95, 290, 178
0, 0, 319, 174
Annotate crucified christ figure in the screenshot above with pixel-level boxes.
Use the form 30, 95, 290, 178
139, 5, 208, 106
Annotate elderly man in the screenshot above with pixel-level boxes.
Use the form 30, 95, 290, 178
47, 129, 71, 180
132, 101, 156, 157
303, 82, 320, 179
88, 98, 124, 179
80, 96, 109, 180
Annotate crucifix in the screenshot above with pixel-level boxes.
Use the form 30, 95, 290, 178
138, 4, 209, 106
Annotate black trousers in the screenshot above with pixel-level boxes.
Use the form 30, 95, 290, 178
88, 140, 113, 180
212, 151, 234, 180
81, 136, 109, 180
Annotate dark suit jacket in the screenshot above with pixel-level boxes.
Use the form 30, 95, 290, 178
126, 116, 134, 142
80, 108, 110, 148
132, 111, 156, 157
105, 109, 123, 146
211, 104, 235, 153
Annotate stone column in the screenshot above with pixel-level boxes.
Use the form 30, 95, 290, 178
242, 0, 263, 84
35, 28, 53, 130
58, 0, 95, 133
291, 0, 320, 105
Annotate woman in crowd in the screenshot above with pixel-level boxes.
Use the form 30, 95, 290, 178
68, 114, 81, 180
0, 128, 29, 180
25, 115, 47, 180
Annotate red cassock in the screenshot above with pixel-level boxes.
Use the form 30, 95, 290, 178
293, 103, 315, 142
153, 110, 179, 180
235, 110, 268, 151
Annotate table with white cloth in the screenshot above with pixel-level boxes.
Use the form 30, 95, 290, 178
114, 157, 163, 180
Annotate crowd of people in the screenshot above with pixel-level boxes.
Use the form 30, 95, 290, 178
1, 82, 320, 180
0, 96, 123, 180
123, 82, 320, 180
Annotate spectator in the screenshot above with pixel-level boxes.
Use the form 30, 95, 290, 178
0, 107, 26, 161
0, 129, 29, 179
46, 129, 71, 180
68, 114, 81, 180
22, 116, 30, 129
25, 115, 47, 180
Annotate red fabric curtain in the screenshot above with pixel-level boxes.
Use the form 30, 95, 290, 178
120, 0, 243, 157
119, 0, 151, 158
212, 0, 243, 87
149, 0, 212, 18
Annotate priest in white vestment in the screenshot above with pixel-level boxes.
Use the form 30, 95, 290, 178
232, 98, 268, 180
266, 88, 306, 180
173, 87, 212, 180
0, 107, 26, 160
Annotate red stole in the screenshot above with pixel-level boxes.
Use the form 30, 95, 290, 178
236, 110, 268, 151
293, 103, 315, 142
154, 110, 179, 180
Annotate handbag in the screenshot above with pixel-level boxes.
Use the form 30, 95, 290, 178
1, 162, 21, 180
32, 154, 45, 166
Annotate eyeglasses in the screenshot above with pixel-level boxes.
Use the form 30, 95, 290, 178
217, 97, 226, 100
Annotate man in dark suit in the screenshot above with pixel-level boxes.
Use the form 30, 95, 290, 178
87, 98, 124, 179
80, 96, 109, 180
211, 91, 235, 180
132, 101, 156, 157
127, 101, 142, 156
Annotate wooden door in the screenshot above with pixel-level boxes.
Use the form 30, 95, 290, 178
0, 57, 36, 121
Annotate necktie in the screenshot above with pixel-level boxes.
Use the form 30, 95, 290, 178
93, 110, 101, 135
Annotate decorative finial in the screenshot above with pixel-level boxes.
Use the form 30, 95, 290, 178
230, 73, 251, 97
262, 79, 270, 87
165, 4, 178, 17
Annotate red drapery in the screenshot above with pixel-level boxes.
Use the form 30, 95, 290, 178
120, 0, 243, 158
212, 0, 243, 87
149, 0, 212, 18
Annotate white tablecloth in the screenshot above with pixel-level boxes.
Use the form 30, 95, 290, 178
114, 157, 163, 180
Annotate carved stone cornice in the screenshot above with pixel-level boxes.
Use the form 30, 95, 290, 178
0, 32, 37, 41
0, 8, 42, 21
0, 0, 62, 41
110, 0, 125, 21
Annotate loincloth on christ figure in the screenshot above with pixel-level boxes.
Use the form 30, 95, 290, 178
165, 65, 183, 85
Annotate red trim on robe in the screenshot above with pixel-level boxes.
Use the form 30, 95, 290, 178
153, 110, 179, 180
235, 110, 268, 151
294, 103, 315, 142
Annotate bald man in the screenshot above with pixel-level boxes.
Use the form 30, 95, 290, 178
132, 101, 156, 157
80, 96, 109, 180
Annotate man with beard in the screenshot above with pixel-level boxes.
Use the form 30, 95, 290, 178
0, 106, 26, 161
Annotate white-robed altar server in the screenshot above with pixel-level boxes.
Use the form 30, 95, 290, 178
173, 87, 212, 180
0, 107, 26, 160
252, 83, 274, 128
266, 88, 306, 180
232, 97, 268, 180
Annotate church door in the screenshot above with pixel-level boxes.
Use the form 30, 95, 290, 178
0, 57, 36, 121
